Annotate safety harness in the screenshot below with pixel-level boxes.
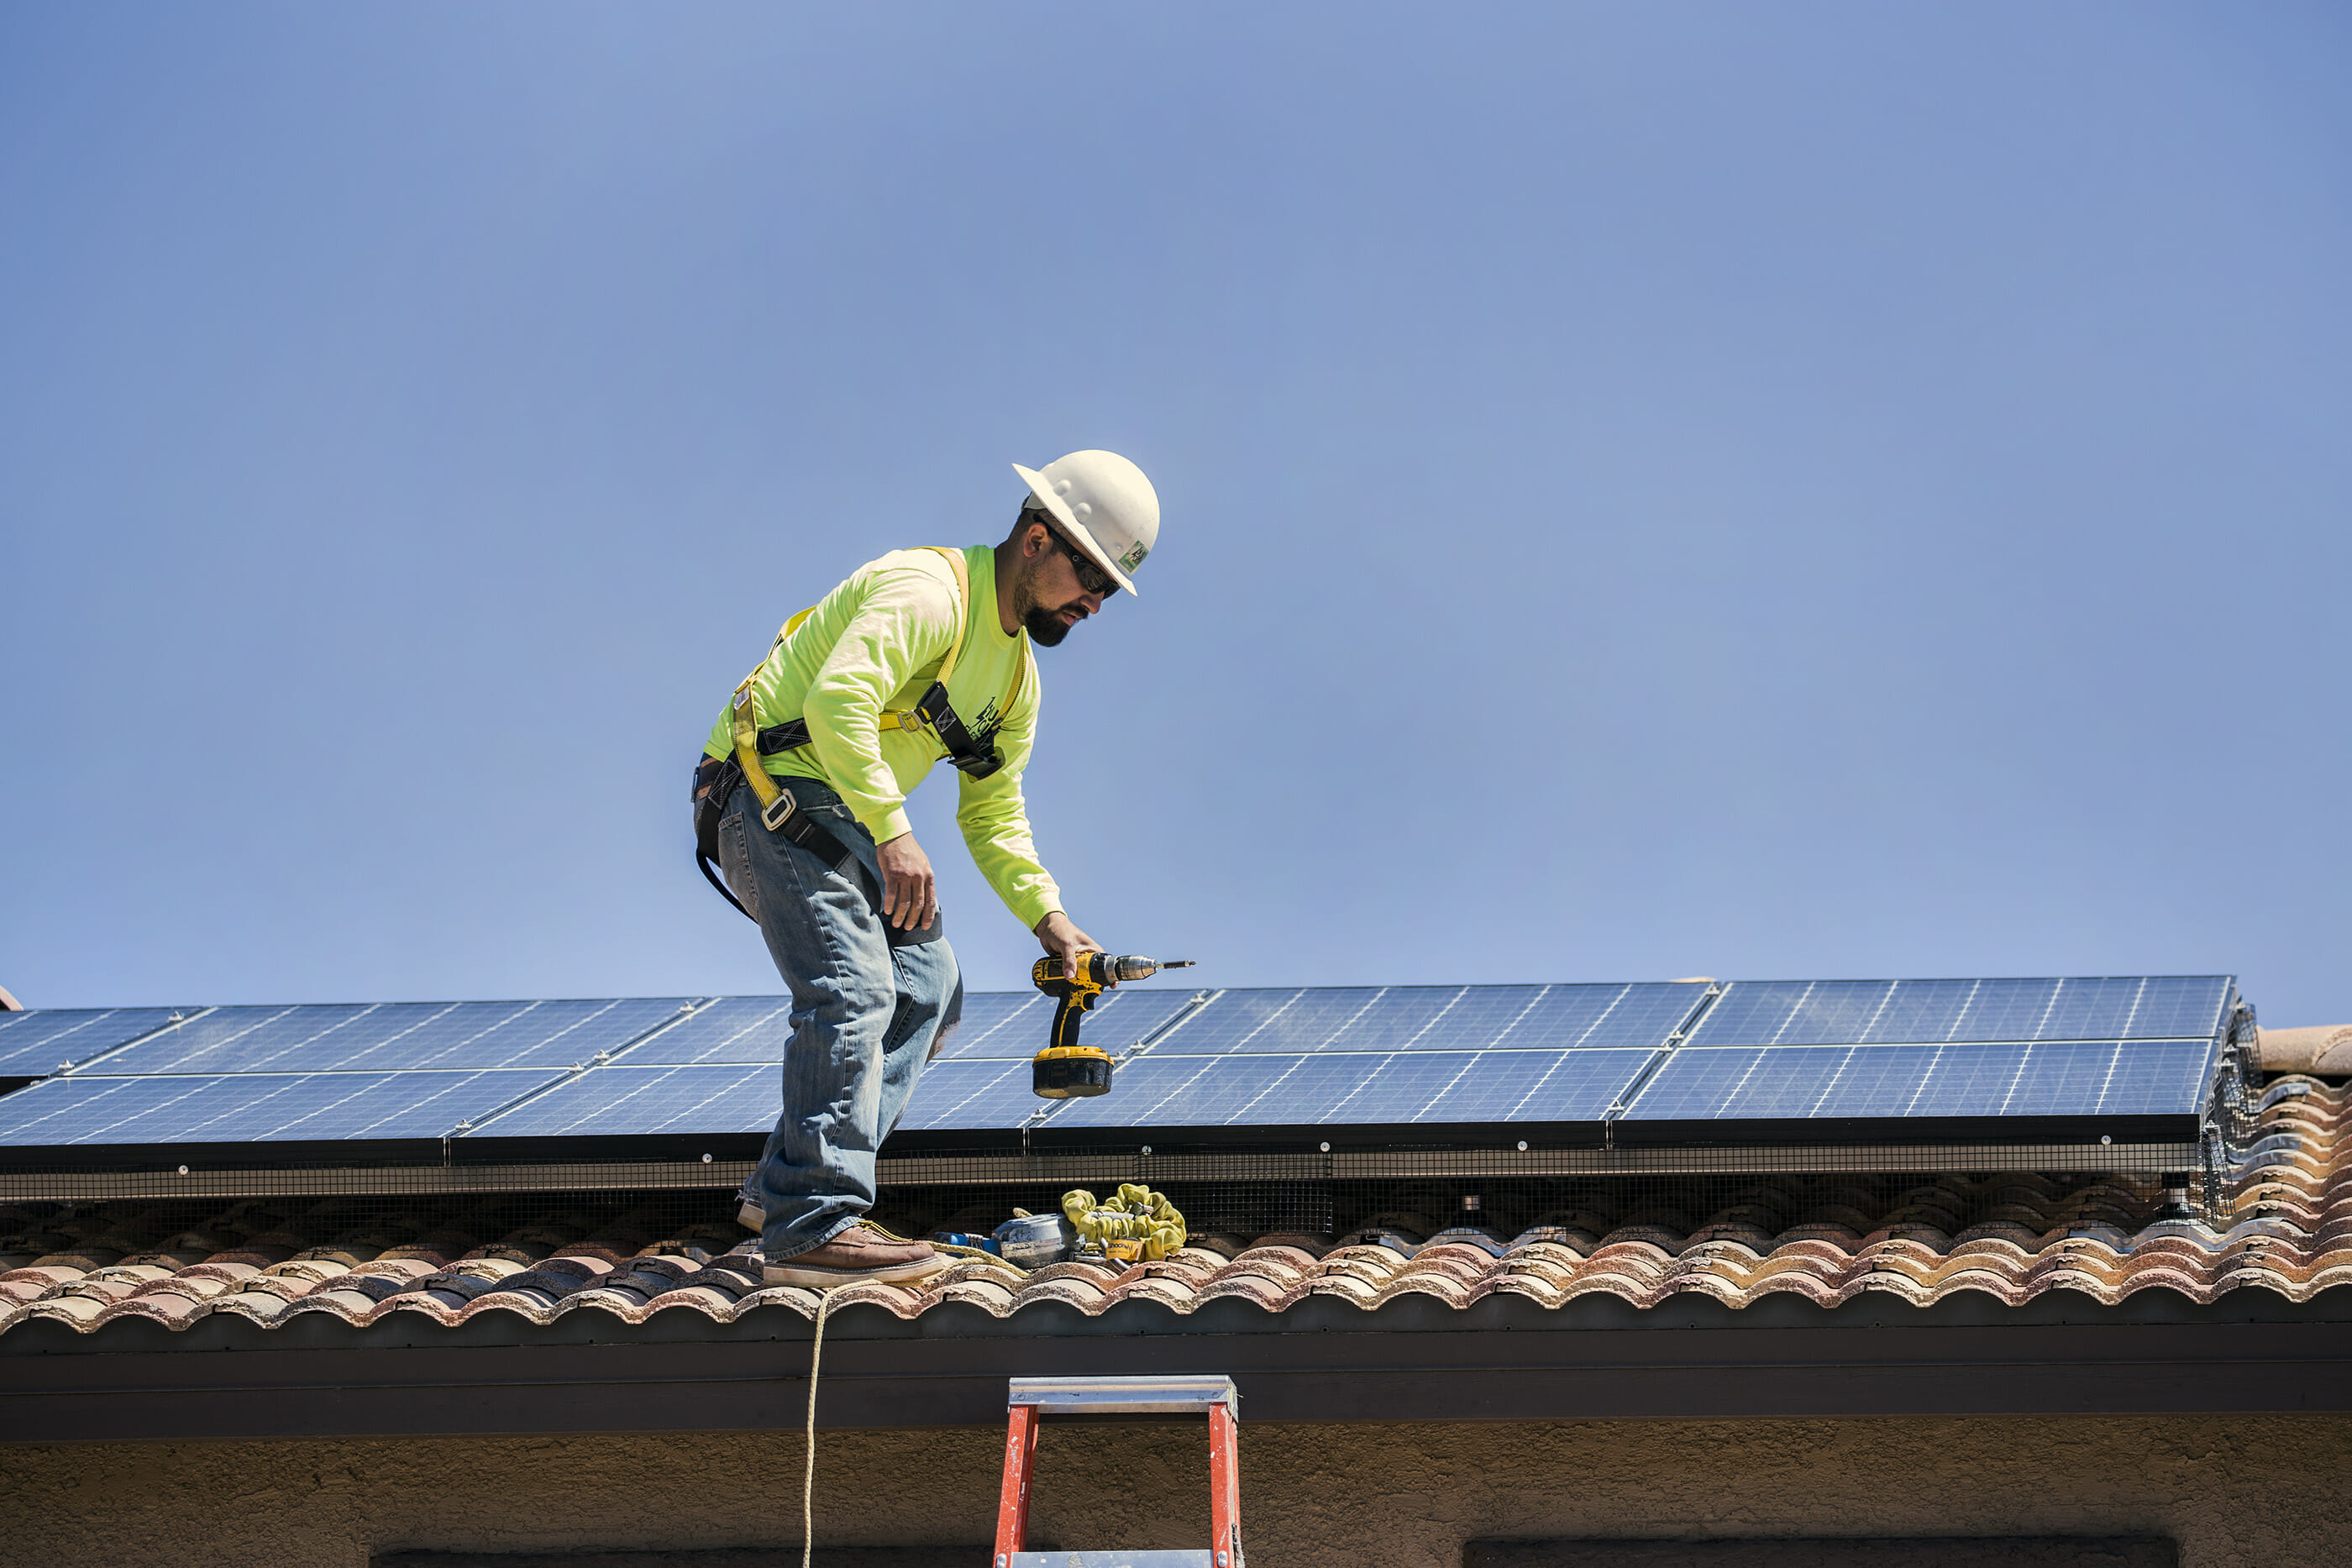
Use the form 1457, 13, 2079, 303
692, 547, 1027, 926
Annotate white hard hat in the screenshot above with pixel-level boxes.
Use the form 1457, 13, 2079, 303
1011, 449, 1159, 596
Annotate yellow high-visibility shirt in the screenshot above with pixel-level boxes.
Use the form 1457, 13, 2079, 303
704, 545, 1061, 930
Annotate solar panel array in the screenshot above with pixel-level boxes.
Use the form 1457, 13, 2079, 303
1677, 977, 2229, 1049
1031, 983, 1698, 1133
0, 999, 696, 1150
1623, 976, 2231, 1127
0, 974, 2235, 1153
0, 1006, 186, 1078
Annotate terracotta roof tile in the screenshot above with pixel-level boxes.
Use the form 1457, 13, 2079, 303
15, 1077, 2352, 1336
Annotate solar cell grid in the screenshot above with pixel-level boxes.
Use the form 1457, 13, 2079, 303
1997, 1041, 2128, 1117
1042, 1054, 1260, 1129
1678, 984, 1822, 1047
1502, 1048, 1665, 1121
2052, 976, 2230, 1042
1133, 983, 1704, 1057
87, 1004, 368, 1075
474, 1062, 775, 1139
1508, 983, 1714, 1052
929, 992, 1044, 1060
1326, 1053, 1514, 1123
1693, 982, 1888, 1047
96, 998, 693, 1076
1803, 1045, 1935, 1120
1959, 984, 2065, 1043
1037, 1046, 1657, 1130
1149, 988, 1383, 1055
1905, 1043, 2042, 1119
896, 1058, 1039, 1130
1625, 1032, 2220, 1124
0, 1008, 186, 1076
1686, 976, 2232, 1047
1861, 981, 1983, 1046
0, 976, 2233, 1151
616, 998, 795, 1065
937, 987, 1196, 1061
1628, 1047, 1819, 1122
1306, 989, 1479, 1053
1416, 1050, 1622, 1123
1184, 1052, 1365, 1125
2087, 1041, 2218, 1114
0, 1068, 565, 1146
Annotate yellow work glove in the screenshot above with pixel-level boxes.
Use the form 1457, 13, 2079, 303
1062, 1185, 1188, 1260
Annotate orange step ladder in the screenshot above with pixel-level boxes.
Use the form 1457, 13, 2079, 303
993, 1374, 1242, 1568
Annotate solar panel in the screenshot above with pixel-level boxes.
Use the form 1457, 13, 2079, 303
0, 1068, 567, 1146
896, 1058, 1044, 1132
0, 976, 2234, 1155
934, 987, 1199, 1061
0, 1007, 187, 1076
1131, 983, 1704, 1057
585, 989, 1200, 1071
1623, 1036, 2220, 1125
1040, 1055, 1284, 1129
1147, 988, 1445, 1055
981, 983, 1705, 1137
614, 998, 797, 1065
468, 1062, 775, 1139
1038, 1047, 1657, 1131
932, 991, 1047, 1059
1470, 983, 1714, 1052
484, 1015, 1223, 1141
1684, 976, 2231, 1048
93, 999, 694, 1076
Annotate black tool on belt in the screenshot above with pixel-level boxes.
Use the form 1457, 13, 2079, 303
691, 757, 942, 947
693, 757, 866, 919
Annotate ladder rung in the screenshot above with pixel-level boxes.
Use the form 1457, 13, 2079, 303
1008, 1554, 1217, 1567
1007, 1375, 1238, 1415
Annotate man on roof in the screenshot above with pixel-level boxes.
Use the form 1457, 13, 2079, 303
691, 450, 1161, 1289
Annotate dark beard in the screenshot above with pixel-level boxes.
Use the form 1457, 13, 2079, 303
1023, 602, 1079, 648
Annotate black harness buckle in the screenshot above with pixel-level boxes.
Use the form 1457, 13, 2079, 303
914, 681, 1004, 779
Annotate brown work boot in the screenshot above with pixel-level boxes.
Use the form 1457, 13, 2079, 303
763, 1222, 949, 1287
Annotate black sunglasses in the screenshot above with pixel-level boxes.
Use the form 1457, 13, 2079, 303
1047, 527, 1116, 596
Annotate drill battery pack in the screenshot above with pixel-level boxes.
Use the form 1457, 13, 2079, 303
1031, 1044, 1116, 1099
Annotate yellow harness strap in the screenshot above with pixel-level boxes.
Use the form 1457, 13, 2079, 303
730, 547, 1023, 810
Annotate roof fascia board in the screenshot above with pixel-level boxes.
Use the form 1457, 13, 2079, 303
7, 1305, 2350, 1441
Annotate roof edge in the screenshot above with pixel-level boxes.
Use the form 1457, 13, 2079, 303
7, 1295, 2350, 1440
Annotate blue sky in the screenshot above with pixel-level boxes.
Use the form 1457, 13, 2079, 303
2, 4, 2345, 1024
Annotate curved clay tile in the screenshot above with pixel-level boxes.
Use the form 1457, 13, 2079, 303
1005, 1275, 1107, 1314
1193, 1272, 1306, 1312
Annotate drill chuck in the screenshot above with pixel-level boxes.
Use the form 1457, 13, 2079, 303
1112, 955, 1194, 983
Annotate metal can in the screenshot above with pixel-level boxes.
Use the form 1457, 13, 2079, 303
993, 1212, 1074, 1269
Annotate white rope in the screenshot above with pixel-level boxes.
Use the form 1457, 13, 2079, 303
802, 1287, 836, 1568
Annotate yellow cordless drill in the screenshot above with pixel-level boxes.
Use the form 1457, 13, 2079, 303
1031, 953, 1195, 1099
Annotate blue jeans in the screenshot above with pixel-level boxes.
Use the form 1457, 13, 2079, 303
713, 773, 960, 1261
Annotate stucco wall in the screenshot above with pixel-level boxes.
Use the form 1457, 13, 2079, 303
2, 1416, 2343, 1568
